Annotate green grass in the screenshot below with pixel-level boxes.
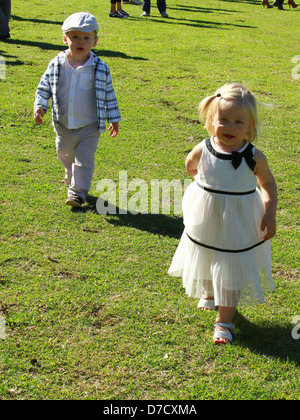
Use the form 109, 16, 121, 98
0, 0, 299, 400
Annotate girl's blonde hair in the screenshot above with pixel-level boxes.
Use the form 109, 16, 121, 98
198, 83, 258, 142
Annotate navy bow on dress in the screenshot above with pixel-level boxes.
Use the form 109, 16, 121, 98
231, 145, 256, 171
205, 138, 257, 172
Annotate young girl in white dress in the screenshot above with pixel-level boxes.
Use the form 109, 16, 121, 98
168, 84, 277, 344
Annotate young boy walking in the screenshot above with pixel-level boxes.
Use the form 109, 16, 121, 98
34, 12, 121, 207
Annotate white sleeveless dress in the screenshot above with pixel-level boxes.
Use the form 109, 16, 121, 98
168, 137, 275, 307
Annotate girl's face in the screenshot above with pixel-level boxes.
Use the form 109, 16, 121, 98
212, 103, 252, 152
63, 30, 98, 63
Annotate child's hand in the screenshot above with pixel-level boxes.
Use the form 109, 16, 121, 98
108, 122, 119, 138
34, 107, 46, 125
261, 213, 276, 241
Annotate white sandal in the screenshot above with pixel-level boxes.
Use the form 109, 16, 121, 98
213, 323, 234, 345
197, 298, 216, 311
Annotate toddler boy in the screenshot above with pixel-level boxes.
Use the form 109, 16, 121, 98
34, 12, 121, 207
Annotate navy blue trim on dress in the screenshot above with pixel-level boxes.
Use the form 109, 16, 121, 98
196, 181, 256, 196
205, 138, 256, 172
186, 232, 265, 254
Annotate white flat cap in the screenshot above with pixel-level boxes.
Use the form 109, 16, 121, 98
62, 12, 99, 33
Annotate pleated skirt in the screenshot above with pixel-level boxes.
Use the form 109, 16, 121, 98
168, 181, 276, 307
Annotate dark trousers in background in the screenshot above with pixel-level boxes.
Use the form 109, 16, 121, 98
143, 0, 166, 14
0, 0, 11, 36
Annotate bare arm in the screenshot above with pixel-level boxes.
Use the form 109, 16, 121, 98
185, 143, 203, 178
254, 149, 277, 241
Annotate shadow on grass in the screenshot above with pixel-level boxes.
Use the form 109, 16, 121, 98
11, 14, 63, 25
7, 15, 146, 59
77, 196, 184, 239
3, 39, 148, 61
220, 0, 261, 4
0, 47, 24, 66
129, 15, 255, 30
234, 311, 300, 366
168, 4, 241, 13
106, 212, 184, 239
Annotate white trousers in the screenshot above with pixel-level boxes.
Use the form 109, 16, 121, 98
54, 122, 100, 202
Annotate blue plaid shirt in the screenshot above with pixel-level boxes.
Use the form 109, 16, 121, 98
34, 51, 121, 132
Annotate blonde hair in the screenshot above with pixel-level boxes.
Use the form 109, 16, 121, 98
198, 83, 258, 142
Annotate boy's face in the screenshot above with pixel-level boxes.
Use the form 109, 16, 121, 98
63, 30, 98, 61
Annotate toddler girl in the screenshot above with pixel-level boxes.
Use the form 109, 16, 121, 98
168, 84, 277, 344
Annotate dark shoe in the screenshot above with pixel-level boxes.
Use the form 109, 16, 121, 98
262, 0, 273, 7
109, 12, 126, 18
273, 1, 284, 8
118, 9, 130, 17
288, 0, 298, 7
65, 194, 84, 208
0, 34, 10, 40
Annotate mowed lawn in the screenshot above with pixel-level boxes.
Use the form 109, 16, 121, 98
0, 0, 299, 400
